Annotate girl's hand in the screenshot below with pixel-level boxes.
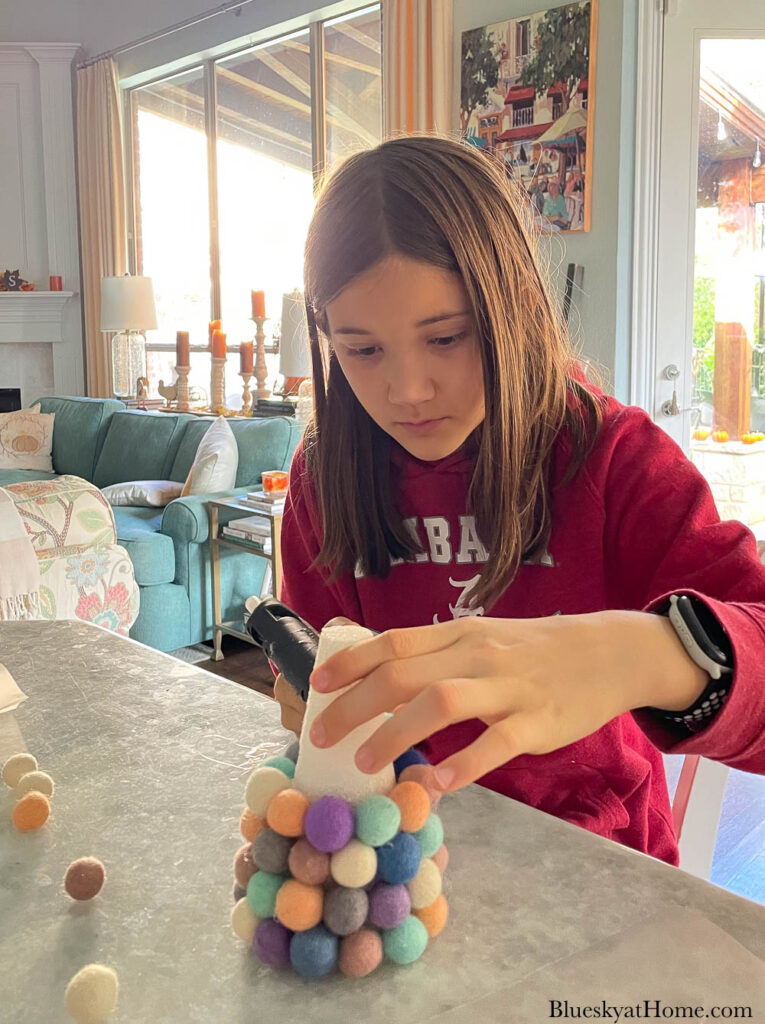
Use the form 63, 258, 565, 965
307, 612, 708, 792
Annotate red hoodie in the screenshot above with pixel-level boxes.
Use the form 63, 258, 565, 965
279, 395, 765, 865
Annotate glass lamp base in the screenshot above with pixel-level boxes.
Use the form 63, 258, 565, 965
111, 331, 147, 399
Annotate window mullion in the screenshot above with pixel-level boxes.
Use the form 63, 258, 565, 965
310, 20, 327, 188
205, 59, 222, 319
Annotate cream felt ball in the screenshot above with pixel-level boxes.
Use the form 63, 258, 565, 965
231, 897, 259, 943
407, 858, 442, 910
64, 964, 119, 1023
64, 858, 106, 901
245, 766, 292, 817
339, 928, 383, 978
16, 769, 54, 798
382, 916, 429, 965
330, 839, 377, 888
2, 752, 37, 788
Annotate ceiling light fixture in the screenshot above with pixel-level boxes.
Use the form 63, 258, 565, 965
717, 111, 727, 142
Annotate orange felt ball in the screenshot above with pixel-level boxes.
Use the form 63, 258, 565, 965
266, 788, 309, 837
390, 780, 431, 832
275, 878, 324, 932
240, 807, 266, 843
12, 791, 50, 831
414, 893, 449, 937
399, 764, 442, 809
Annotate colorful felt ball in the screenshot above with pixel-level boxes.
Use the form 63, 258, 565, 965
339, 928, 383, 978
368, 882, 411, 930
2, 752, 37, 789
290, 924, 339, 979
323, 885, 368, 936
304, 795, 355, 853
240, 807, 266, 843
399, 763, 442, 809
252, 828, 292, 874
246, 870, 285, 917
266, 788, 309, 838
64, 858, 106, 901
376, 831, 421, 885
432, 844, 449, 874
12, 791, 50, 832
415, 813, 444, 858
330, 838, 377, 888
244, 766, 291, 817
355, 795, 401, 847
275, 879, 324, 932
253, 918, 292, 967
262, 755, 296, 778
414, 893, 449, 937
282, 738, 300, 761
16, 769, 54, 799
288, 838, 330, 885
383, 915, 429, 964
407, 858, 442, 909
233, 843, 257, 888
393, 748, 428, 777
231, 897, 259, 943
389, 780, 431, 832
233, 883, 247, 902
64, 964, 119, 1023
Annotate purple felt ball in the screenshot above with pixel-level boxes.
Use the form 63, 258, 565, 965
368, 882, 411, 929
253, 918, 292, 967
304, 796, 355, 853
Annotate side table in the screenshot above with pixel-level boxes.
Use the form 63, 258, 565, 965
207, 496, 283, 661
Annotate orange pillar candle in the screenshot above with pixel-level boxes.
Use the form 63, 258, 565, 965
211, 329, 227, 359
176, 331, 190, 366
209, 319, 222, 349
240, 341, 254, 374
251, 290, 266, 318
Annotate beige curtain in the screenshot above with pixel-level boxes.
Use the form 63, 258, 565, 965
383, 0, 453, 136
76, 58, 127, 397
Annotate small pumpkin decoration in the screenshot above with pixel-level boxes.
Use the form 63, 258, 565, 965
712, 430, 729, 443
692, 428, 711, 441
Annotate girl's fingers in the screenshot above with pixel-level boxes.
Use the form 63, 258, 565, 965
429, 713, 538, 792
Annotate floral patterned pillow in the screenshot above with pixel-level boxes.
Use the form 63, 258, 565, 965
0, 407, 54, 471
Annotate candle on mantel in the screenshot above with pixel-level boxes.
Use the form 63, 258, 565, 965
176, 330, 190, 366
240, 341, 254, 374
251, 290, 266, 319
211, 329, 227, 359
209, 319, 222, 349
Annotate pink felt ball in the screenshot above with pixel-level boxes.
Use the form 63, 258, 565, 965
233, 843, 257, 888
288, 838, 330, 886
64, 858, 106, 901
432, 844, 449, 873
339, 928, 383, 978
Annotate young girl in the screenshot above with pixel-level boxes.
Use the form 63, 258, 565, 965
274, 134, 765, 867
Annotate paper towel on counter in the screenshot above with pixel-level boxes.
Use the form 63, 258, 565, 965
0, 663, 27, 715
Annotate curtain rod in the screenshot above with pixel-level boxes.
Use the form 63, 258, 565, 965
76, 0, 260, 69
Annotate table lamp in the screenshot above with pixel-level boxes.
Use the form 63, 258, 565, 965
100, 274, 157, 399
278, 290, 311, 397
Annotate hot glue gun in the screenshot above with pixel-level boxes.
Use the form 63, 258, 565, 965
244, 596, 318, 701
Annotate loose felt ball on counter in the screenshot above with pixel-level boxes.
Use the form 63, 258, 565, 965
253, 918, 292, 967
2, 752, 37, 789
390, 781, 431, 832
252, 828, 292, 874
262, 755, 296, 778
407, 858, 442, 910
233, 843, 257, 888
339, 928, 383, 978
275, 879, 324, 932
231, 897, 259, 943
415, 813, 444, 859
355, 795, 401, 847
304, 795, 355, 853
330, 839, 377, 888
288, 838, 330, 885
394, 748, 428, 777
12, 791, 50, 832
376, 831, 421, 885
240, 807, 266, 843
64, 858, 105, 901
432, 844, 449, 873
16, 769, 54, 799
246, 870, 285, 917
382, 915, 429, 965
245, 766, 291, 817
399, 763, 443, 809
368, 882, 411, 930
266, 788, 309, 838
64, 964, 119, 1023
323, 885, 368, 936
290, 924, 339, 979
414, 894, 449, 937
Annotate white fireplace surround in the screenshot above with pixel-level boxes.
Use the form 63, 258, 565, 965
0, 292, 75, 344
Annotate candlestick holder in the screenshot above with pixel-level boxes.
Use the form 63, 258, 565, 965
175, 365, 191, 412
239, 371, 254, 416
211, 356, 226, 414
251, 315, 270, 401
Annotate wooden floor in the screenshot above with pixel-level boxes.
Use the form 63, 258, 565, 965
178, 637, 765, 907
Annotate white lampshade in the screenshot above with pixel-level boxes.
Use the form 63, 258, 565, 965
100, 275, 157, 331
279, 290, 311, 378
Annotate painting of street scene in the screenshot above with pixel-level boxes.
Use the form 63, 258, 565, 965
460, 1, 597, 233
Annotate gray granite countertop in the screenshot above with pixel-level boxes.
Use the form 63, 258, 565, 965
1, 621, 763, 1024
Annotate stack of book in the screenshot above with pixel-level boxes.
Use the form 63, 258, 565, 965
237, 489, 287, 515
222, 515, 273, 554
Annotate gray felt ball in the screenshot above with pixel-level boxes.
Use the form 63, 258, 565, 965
282, 738, 300, 762
323, 885, 369, 937
233, 883, 247, 902
253, 827, 293, 874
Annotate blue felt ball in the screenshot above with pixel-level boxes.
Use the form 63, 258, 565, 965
262, 756, 296, 779
415, 813, 444, 859
376, 831, 421, 885
290, 924, 339, 978
394, 748, 429, 778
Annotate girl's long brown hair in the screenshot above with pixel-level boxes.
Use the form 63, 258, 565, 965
303, 135, 603, 612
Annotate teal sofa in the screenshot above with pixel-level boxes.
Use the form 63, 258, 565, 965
0, 396, 300, 652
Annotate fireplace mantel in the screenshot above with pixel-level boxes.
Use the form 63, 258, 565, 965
0, 291, 75, 344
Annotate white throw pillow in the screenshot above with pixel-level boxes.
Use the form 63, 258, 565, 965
101, 480, 185, 507
182, 416, 238, 496
0, 406, 54, 471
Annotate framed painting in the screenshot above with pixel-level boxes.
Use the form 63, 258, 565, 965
460, 1, 598, 233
